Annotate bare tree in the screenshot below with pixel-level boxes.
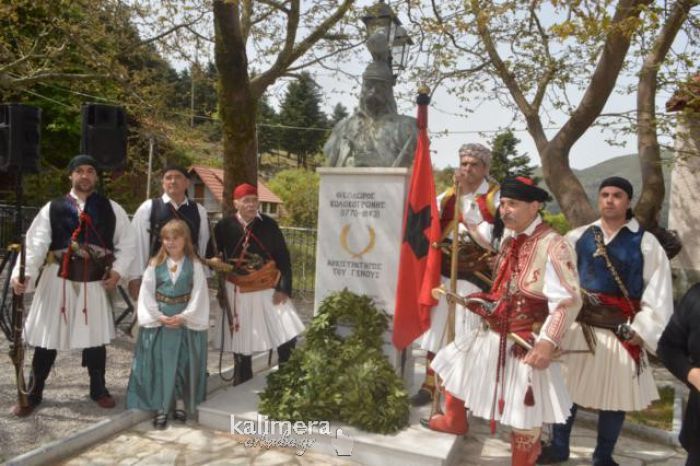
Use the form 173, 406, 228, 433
411, 0, 698, 227
213, 0, 357, 212
635, 0, 697, 227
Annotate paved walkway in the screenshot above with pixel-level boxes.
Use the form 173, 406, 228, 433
57, 410, 687, 466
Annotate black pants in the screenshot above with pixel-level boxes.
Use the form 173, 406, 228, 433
233, 338, 296, 386
29, 345, 109, 404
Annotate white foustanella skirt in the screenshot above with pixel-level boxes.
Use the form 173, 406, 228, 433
23, 264, 116, 350
420, 276, 482, 354
432, 326, 573, 430
212, 282, 305, 355
559, 324, 659, 411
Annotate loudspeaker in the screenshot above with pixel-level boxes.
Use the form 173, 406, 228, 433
80, 103, 127, 170
0, 104, 41, 173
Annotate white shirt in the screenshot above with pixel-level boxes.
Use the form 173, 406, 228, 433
11, 190, 136, 290
129, 194, 209, 279
437, 178, 500, 242
566, 218, 673, 353
137, 258, 210, 330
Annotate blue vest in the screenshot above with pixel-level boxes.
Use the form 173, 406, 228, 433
155, 257, 194, 317
49, 193, 116, 251
576, 225, 644, 299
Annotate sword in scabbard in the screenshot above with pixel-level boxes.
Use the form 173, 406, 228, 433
431, 286, 531, 353
432, 287, 593, 358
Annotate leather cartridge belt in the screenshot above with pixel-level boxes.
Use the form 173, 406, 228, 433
155, 292, 191, 305
480, 295, 548, 334
49, 250, 114, 282
577, 301, 628, 330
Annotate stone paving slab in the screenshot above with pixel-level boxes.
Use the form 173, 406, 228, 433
56, 414, 688, 466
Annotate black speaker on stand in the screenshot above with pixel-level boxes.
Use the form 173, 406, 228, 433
0, 103, 41, 340
0, 104, 41, 174
80, 103, 127, 171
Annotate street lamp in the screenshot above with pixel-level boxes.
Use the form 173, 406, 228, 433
361, 0, 399, 42
361, 0, 412, 81
391, 25, 413, 75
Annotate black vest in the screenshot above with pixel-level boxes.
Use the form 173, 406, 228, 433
149, 197, 201, 256
49, 193, 116, 251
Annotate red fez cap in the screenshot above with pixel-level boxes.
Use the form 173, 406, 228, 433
233, 183, 258, 200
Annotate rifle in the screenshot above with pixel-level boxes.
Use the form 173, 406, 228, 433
207, 230, 236, 338
9, 236, 32, 411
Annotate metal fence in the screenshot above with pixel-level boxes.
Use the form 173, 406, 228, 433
0, 204, 318, 297
0, 204, 40, 256
280, 226, 317, 297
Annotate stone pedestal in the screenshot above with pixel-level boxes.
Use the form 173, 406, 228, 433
314, 167, 413, 384
668, 116, 700, 291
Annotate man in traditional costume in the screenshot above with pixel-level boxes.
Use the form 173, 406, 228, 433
10, 155, 136, 416
208, 183, 304, 385
424, 177, 581, 466
128, 164, 209, 299
412, 143, 500, 406
538, 176, 673, 466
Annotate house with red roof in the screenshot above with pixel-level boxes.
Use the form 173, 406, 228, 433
187, 165, 283, 219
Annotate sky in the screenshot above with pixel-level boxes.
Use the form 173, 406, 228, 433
163, 0, 685, 172
313, 70, 649, 171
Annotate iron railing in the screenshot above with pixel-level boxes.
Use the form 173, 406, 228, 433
280, 226, 317, 297
0, 204, 40, 256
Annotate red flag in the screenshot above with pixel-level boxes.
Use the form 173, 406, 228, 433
392, 88, 442, 350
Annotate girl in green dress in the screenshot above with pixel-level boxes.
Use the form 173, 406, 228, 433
127, 219, 210, 429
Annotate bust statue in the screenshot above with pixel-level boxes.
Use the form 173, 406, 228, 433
324, 32, 417, 168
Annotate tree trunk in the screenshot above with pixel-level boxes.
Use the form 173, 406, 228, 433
635, 0, 693, 228
539, 0, 652, 227
214, 0, 258, 214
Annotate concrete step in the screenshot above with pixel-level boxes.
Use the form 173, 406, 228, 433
198, 365, 460, 466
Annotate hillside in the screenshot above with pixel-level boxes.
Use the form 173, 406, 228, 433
535, 152, 673, 225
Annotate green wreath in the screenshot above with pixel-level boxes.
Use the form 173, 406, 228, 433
258, 289, 410, 434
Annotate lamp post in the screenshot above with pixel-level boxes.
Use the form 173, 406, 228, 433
361, 0, 412, 83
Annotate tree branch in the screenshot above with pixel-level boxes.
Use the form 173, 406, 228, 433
140, 11, 208, 45
635, 0, 695, 226
251, 0, 355, 97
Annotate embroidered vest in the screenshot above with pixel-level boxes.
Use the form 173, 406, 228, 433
49, 193, 116, 251
576, 226, 644, 299
149, 198, 201, 257
439, 180, 499, 236
154, 257, 194, 317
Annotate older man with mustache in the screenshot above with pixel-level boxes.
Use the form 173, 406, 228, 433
423, 177, 581, 466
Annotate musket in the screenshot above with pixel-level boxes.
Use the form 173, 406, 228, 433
9, 236, 31, 410
208, 232, 236, 338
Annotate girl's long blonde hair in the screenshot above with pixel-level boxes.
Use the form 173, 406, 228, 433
149, 219, 198, 267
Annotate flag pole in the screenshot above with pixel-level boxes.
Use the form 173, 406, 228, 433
431, 173, 461, 417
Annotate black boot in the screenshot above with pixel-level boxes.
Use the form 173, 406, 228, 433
277, 338, 296, 365
12, 347, 56, 416
83, 346, 115, 408
233, 353, 253, 386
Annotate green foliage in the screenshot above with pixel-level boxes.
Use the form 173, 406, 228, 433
489, 130, 538, 183
267, 169, 320, 228
257, 94, 280, 156
329, 102, 349, 127
434, 165, 455, 194
278, 72, 328, 168
259, 290, 410, 434
543, 211, 571, 235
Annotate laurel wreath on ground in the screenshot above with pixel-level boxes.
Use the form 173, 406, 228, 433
258, 289, 410, 434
